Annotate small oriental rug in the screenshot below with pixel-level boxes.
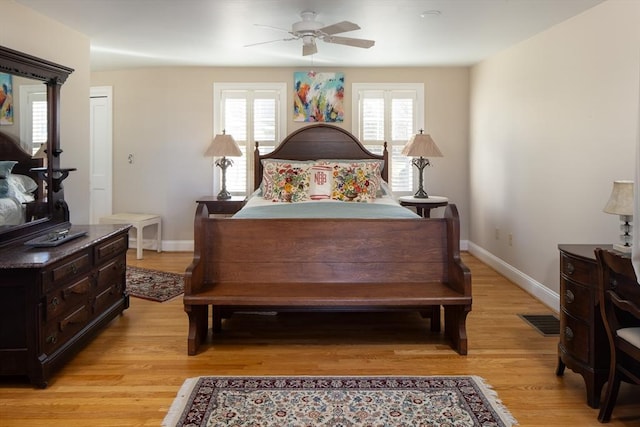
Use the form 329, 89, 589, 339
126, 266, 183, 302
162, 376, 518, 427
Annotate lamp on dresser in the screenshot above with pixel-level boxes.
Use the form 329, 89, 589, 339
603, 180, 634, 253
401, 129, 443, 198
204, 130, 242, 200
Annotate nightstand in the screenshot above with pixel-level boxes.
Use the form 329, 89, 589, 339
196, 196, 246, 216
398, 195, 448, 218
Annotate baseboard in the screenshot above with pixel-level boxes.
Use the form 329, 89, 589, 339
129, 238, 194, 253
467, 241, 559, 313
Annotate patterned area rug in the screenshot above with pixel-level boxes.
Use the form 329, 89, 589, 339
162, 376, 518, 427
126, 266, 183, 302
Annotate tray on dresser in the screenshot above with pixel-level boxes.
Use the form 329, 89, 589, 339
24, 230, 87, 247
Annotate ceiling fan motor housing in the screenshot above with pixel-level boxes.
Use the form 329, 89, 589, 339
292, 11, 324, 37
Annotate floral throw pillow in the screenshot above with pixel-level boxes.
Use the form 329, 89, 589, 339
322, 161, 382, 202
261, 160, 311, 202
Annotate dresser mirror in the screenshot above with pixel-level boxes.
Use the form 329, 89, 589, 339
0, 45, 74, 246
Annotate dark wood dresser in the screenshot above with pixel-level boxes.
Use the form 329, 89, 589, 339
0, 224, 131, 387
556, 244, 611, 408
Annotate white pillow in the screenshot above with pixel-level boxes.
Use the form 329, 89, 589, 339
308, 165, 333, 200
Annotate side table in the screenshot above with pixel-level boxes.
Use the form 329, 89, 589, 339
398, 195, 449, 218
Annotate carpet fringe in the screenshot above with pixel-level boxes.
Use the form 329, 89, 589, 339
472, 375, 519, 426
161, 377, 199, 427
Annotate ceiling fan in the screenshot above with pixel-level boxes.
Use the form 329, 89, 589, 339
246, 11, 375, 56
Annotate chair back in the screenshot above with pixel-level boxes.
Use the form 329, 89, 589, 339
594, 248, 640, 422
596, 249, 640, 335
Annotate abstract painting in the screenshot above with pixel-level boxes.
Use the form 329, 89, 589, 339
294, 71, 344, 122
0, 73, 13, 125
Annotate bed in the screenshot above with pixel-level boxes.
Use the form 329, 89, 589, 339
184, 124, 472, 355
0, 132, 43, 227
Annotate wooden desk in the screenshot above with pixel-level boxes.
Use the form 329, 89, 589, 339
556, 244, 612, 408
398, 196, 449, 218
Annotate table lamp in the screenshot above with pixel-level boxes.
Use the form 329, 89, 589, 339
401, 129, 443, 198
204, 130, 242, 199
603, 180, 634, 253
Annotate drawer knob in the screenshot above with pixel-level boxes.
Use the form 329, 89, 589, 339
565, 290, 575, 304
565, 327, 574, 341
51, 297, 60, 307
46, 334, 58, 344
566, 262, 575, 275
610, 278, 618, 289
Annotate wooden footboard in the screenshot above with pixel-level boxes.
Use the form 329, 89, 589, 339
184, 203, 471, 355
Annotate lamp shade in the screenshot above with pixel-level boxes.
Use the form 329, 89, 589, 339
401, 130, 443, 158
204, 130, 242, 157
603, 180, 634, 216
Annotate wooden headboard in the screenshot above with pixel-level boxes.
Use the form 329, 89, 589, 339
0, 132, 43, 195
253, 124, 388, 191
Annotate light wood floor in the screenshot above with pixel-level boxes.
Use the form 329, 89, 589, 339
1, 250, 638, 426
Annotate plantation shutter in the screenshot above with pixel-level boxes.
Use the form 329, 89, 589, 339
358, 88, 417, 192
219, 88, 281, 194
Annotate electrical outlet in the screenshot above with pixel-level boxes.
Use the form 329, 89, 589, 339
508, 233, 513, 246
128, 153, 134, 164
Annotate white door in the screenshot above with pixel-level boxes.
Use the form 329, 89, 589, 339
90, 86, 113, 224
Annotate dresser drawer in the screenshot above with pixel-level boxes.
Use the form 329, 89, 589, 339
96, 256, 126, 292
42, 303, 92, 355
560, 278, 592, 321
560, 312, 590, 365
94, 281, 125, 314
560, 253, 595, 287
45, 275, 93, 320
95, 234, 128, 263
43, 251, 92, 291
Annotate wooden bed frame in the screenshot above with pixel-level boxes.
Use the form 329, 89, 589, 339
0, 132, 45, 224
184, 124, 472, 355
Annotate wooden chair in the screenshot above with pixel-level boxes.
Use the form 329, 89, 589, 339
595, 248, 640, 422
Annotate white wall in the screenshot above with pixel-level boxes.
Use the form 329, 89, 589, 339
91, 67, 470, 248
469, 0, 640, 308
2, 0, 91, 225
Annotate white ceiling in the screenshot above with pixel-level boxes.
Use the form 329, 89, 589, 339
16, 0, 605, 71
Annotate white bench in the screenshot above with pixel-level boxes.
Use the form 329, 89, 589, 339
99, 213, 162, 259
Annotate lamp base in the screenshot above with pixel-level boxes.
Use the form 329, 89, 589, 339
613, 243, 632, 253
413, 188, 429, 198
217, 189, 231, 200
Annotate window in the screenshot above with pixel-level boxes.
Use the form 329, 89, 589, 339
213, 83, 287, 195
19, 85, 47, 154
352, 83, 424, 193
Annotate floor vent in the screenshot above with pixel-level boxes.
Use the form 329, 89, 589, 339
518, 314, 560, 336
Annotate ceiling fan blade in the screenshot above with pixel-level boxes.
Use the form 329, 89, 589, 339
318, 21, 360, 35
302, 41, 317, 56
244, 37, 296, 48
254, 23, 291, 35
324, 36, 375, 49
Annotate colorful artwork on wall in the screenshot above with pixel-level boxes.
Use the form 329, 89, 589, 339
0, 73, 13, 125
294, 71, 344, 122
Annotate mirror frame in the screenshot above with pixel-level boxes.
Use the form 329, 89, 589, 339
0, 45, 74, 246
